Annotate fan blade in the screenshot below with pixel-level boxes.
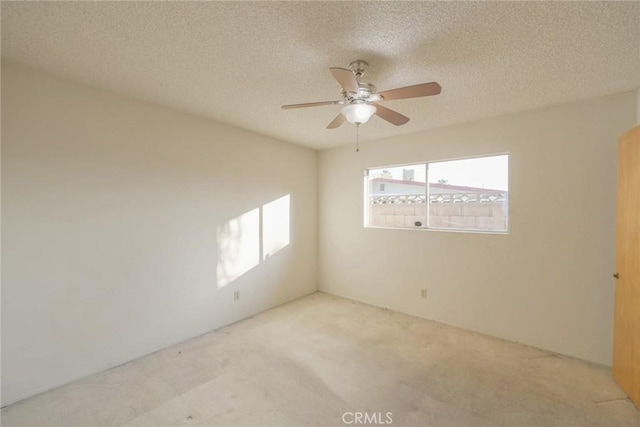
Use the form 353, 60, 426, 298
282, 100, 342, 109
327, 114, 346, 129
378, 82, 441, 101
330, 67, 359, 93
374, 104, 410, 126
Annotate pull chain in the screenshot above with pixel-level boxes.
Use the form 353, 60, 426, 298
356, 123, 360, 152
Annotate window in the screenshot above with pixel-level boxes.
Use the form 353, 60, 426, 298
365, 154, 508, 233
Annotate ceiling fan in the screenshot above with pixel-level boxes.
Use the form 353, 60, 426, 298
281, 60, 441, 129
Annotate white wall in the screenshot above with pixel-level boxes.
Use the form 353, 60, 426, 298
319, 92, 636, 366
1, 63, 317, 405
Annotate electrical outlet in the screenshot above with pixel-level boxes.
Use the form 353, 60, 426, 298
420, 289, 427, 299
234, 291, 240, 301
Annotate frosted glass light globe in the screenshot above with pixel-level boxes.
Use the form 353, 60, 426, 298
341, 103, 376, 124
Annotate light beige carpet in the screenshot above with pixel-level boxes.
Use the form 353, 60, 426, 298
2, 292, 639, 426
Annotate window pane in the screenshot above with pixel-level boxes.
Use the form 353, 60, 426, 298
366, 164, 427, 228
428, 155, 508, 232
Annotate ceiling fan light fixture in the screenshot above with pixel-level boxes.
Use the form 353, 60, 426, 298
341, 103, 376, 125
281, 61, 441, 129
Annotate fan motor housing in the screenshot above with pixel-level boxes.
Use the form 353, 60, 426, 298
344, 82, 378, 102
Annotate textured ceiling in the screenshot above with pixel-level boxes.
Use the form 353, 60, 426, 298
2, 1, 639, 150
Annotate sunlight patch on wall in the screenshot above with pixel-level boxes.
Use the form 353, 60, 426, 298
216, 195, 291, 289
262, 194, 290, 260
216, 208, 260, 289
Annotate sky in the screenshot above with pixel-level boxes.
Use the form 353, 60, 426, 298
370, 154, 508, 191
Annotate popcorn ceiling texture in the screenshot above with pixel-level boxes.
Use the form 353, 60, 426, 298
2, 1, 639, 149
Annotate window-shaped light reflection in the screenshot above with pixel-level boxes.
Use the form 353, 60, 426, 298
216, 208, 260, 288
262, 195, 290, 260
